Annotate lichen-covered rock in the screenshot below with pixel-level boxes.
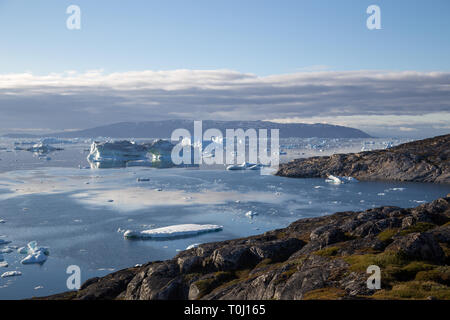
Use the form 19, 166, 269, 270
277, 134, 450, 183
41, 195, 450, 300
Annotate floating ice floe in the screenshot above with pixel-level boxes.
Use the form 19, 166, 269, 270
123, 224, 223, 239
0, 247, 13, 254
226, 162, 263, 171
245, 211, 258, 217
18, 241, 49, 265
1, 271, 21, 278
26, 143, 63, 155
325, 175, 358, 184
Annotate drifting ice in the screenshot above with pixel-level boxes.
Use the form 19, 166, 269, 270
1, 271, 22, 278
123, 224, 223, 239
18, 241, 49, 264
226, 162, 263, 171
325, 175, 358, 184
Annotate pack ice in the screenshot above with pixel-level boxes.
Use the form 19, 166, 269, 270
123, 224, 223, 239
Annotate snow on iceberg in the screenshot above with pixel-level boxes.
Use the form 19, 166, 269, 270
123, 224, 223, 239
1, 271, 21, 278
325, 175, 358, 184
18, 241, 49, 265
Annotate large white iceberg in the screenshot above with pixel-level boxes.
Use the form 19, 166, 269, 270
123, 224, 223, 239
18, 241, 49, 265
87, 139, 175, 168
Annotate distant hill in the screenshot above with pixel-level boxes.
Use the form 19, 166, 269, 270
3, 120, 371, 139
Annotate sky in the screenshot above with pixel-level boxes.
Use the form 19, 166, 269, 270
0, 0, 449, 137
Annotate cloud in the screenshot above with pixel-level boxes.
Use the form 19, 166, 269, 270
0, 69, 449, 136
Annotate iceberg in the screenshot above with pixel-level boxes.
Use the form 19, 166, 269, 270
325, 175, 358, 184
1, 271, 22, 278
87, 139, 175, 168
26, 143, 63, 154
245, 210, 258, 217
18, 241, 49, 265
123, 224, 223, 239
226, 162, 263, 171
40, 138, 74, 145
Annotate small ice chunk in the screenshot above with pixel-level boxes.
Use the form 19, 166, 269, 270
0, 239, 11, 245
1, 271, 22, 278
34, 286, 44, 290
137, 178, 150, 182
124, 224, 223, 239
245, 211, 258, 217
186, 243, 200, 250
0, 247, 13, 254
0, 261, 8, 268
325, 175, 358, 184
377, 193, 385, 196
0, 219, 5, 223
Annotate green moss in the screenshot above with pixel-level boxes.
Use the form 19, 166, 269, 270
303, 287, 346, 300
377, 229, 398, 242
344, 251, 410, 273
254, 258, 273, 269
192, 271, 236, 298
314, 246, 339, 257
372, 281, 450, 300
399, 222, 436, 236
415, 267, 450, 285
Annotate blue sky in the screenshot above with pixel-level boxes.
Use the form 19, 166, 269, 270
0, 1, 449, 137
1, 0, 450, 75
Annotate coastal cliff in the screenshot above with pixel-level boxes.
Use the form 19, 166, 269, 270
276, 134, 450, 183
42, 195, 450, 300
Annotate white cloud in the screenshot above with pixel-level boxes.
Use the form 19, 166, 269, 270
0, 69, 449, 137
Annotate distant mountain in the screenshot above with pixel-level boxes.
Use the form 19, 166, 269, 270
3, 120, 371, 139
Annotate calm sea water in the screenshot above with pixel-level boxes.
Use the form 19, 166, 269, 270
0, 139, 448, 299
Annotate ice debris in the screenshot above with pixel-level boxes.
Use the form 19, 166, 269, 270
124, 224, 223, 239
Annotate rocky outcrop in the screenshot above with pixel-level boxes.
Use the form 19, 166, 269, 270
276, 134, 450, 183
41, 195, 450, 300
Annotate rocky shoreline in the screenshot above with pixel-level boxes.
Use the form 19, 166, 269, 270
41, 195, 450, 300
276, 134, 450, 183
